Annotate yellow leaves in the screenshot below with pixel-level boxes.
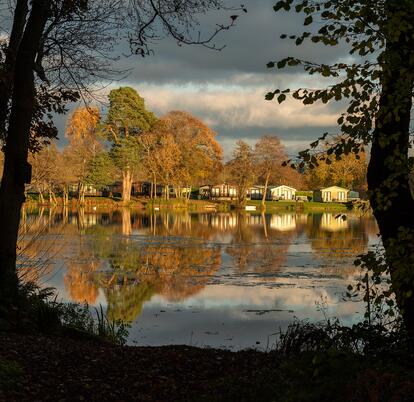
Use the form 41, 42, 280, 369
66, 106, 100, 142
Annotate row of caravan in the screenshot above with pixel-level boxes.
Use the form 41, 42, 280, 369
200, 184, 359, 202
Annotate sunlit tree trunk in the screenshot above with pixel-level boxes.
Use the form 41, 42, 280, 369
78, 182, 86, 205
38, 189, 45, 204
122, 169, 132, 203
0, 0, 51, 303
63, 186, 69, 206
261, 172, 270, 209
49, 188, 57, 205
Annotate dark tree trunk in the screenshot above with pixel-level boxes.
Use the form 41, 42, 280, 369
0, 0, 29, 137
0, 0, 51, 303
367, 1, 414, 339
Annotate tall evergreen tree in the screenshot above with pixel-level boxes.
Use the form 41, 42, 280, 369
105, 87, 157, 203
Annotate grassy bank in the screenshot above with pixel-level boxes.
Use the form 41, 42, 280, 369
246, 200, 350, 212
144, 198, 218, 211
25, 195, 145, 209
24, 195, 221, 212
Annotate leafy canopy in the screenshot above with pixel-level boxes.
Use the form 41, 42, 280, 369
106, 87, 157, 138
265, 0, 412, 166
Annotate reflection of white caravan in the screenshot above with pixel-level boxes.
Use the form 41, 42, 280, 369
247, 214, 262, 226
269, 185, 297, 200
320, 213, 348, 231
270, 214, 296, 231
210, 213, 237, 230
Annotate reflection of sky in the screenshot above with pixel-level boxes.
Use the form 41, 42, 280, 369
26, 210, 377, 350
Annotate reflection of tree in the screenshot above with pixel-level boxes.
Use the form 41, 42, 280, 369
104, 279, 155, 322
64, 259, 101, 304
17, 206, 67, 284
22, 208, 377, 324
121, 208, 132, 236
88, 225, 222, 321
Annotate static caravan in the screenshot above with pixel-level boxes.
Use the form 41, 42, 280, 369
313, 186, 349, 202
269, 185, 297, 201
199, 183, 238, 199
249, 185, 266, 200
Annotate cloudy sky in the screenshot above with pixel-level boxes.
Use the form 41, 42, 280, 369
57, 0, 348, 158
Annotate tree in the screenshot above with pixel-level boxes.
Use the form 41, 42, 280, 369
65, 106, 102, 203
29, 144, 61, 204
159, 111, 223, 197
105, 87, 157, 203
254, 135, 287, 207
227, 141, 257, 206
0, 0, 243, 302
304, 144, 367, 191
86, 152, 116, 190
152, 131, 181, 199
268, 1, 414, 339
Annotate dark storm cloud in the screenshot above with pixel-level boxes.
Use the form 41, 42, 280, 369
119, 0, 349, 85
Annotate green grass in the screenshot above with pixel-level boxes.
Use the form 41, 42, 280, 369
145, 198, 216, 211
246, 199, 350, 211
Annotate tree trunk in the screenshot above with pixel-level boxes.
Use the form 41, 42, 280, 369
0, 0, 51, 303
63, 186, 69, 206
78, 182, 85, 205
49, 188, 57, 205
122, 169, 132, 203
367, 2, 414, 340
261, 172, 270, 209
0, 0, 29, 137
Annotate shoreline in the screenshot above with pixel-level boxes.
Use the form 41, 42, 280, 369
23, 196, 356, 213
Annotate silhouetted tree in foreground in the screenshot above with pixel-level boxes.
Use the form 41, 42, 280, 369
0, 0, 243, 304
268, 0, 414, 341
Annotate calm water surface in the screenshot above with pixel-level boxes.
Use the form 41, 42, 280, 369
19, 208, 378, 349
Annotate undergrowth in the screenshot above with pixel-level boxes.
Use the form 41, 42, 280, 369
0, 282, 129, 346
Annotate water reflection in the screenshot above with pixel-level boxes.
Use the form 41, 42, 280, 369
19, 207, 378, 348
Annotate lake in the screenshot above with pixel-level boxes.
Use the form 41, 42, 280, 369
19, 207, 378, 350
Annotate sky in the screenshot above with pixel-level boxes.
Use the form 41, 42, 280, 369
54, 0, 349, 159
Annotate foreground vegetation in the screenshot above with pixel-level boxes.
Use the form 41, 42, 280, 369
0, 277, 412, 401
1, 315, 414, 401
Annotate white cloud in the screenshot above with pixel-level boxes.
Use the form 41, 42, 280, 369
138, 83, 339, 130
